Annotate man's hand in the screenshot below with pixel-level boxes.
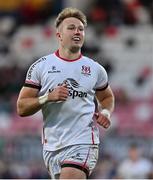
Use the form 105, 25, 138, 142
96, 111, 111, 129
48, 84, 69, 102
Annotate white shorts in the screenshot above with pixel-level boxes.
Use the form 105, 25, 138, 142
43, 144, 99, 179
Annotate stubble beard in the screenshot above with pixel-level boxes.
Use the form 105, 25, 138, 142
70, 45, 81, 53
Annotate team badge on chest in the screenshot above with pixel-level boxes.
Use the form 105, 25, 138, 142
81, 65, 91, 76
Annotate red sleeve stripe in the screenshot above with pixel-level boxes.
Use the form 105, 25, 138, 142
91, 126, 95, 144
24, 81, 41, 90
25, 80, 40, 86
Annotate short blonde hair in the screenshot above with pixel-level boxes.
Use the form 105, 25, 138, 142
55, 7, 87, 28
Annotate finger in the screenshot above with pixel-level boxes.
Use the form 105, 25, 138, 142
60, 92, 69, 99
103, 121, 111, 129
60, 86, 67, 90
59, 98, 67, 101
57, 96, 67, 101
61, 94, 69, 99
103, 123, 110, 129
56, 85, 67, 92
61, 83, 67, 88
97, 118, 110, 128
60, 91, 69, 97
60, 87, 69, 93
97, 117, 105, 124
56, 87, 68, 94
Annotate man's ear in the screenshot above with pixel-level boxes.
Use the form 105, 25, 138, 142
56, 32, 62, 41
56, 24, 62, 40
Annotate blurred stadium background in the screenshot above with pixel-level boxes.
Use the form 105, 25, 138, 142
0, 0, 153, 178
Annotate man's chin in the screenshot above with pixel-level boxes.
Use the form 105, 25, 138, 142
70, 45, 81, 53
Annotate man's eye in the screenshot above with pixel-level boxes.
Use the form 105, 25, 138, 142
79, 28, 84, 31
68, 27, 75, 30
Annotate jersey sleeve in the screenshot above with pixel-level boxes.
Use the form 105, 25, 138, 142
24, 60, 42, 90
95, 63, 108, 91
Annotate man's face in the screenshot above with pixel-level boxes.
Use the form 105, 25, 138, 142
57, 17, 85, 53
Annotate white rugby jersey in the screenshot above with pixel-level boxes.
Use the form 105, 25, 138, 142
24, 50, 108, 151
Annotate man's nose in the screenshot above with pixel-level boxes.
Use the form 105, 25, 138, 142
75, 28, 80, 34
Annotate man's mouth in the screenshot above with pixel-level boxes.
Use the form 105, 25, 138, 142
72, 37, 81, 42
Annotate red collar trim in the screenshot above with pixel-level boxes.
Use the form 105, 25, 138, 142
55, 50, 82, 62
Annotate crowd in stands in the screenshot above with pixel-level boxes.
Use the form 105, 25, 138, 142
0, 0, 153, 178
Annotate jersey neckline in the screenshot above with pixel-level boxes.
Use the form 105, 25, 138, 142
54, 49, 82, 62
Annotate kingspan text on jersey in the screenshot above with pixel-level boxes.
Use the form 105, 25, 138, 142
68, 88, 87, 99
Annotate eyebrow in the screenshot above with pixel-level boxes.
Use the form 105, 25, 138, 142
67, 24, 84, 28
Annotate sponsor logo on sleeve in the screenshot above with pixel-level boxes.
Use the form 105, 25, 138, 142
27, 57, 46, 80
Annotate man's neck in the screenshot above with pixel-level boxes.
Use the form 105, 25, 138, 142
58, 47, 81, 60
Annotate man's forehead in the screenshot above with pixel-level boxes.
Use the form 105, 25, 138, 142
62, 17, 84, 26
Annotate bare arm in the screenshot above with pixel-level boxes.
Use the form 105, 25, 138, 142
17, 85, 69, 117
17, 87, 42, 117
95, 85, 115, 128
96, 85, 115, 114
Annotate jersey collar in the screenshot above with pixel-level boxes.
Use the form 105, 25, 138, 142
55, 50, 82, 62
